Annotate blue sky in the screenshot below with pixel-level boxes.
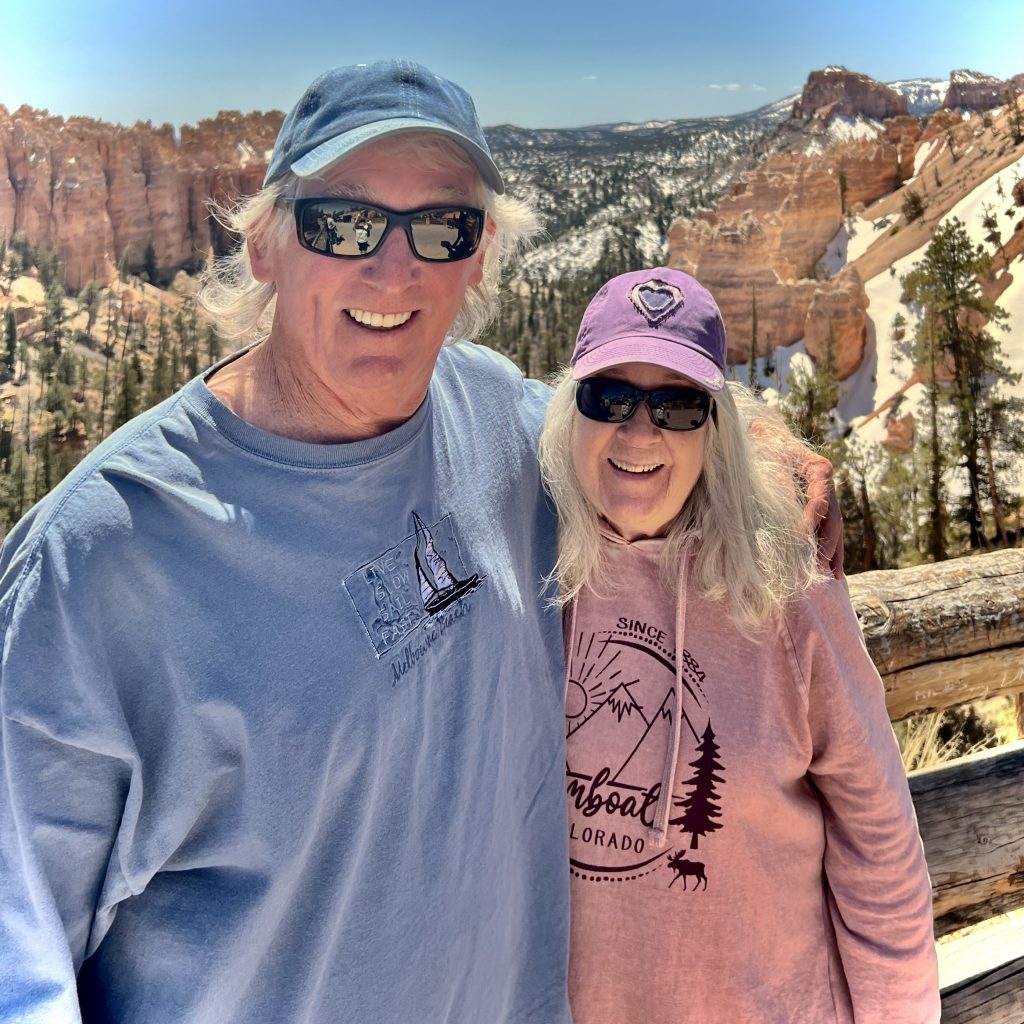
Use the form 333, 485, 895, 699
3, 0, 1022, 129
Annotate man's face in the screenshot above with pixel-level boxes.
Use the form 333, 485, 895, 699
253, 136, 487, 431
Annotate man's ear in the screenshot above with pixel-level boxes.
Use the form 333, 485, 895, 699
248, 233, 274, 284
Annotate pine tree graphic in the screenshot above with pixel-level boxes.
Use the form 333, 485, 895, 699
669, 720, 725, 850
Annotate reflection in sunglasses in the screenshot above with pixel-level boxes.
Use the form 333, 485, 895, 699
283, 197, 485, 263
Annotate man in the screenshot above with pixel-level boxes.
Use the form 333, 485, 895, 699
0, 61, 570, 1023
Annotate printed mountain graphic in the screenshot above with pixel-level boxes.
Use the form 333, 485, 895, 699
605, 682, 647, 723
568, 681, 649, 752
611, 687, 699, 789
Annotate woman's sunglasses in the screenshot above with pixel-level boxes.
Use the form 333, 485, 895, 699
575, 377, 715, 432
278, 198, 486, 263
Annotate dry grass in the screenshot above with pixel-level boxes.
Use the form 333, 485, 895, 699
895, 694, 1020, 772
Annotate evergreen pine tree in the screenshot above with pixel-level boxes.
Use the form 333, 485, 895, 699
780, 323, 839, 449
143, 240, 158, 285
4, 310, 16, 377
747, 286, 762, 395
113, 352, 145, 430
669, 721, 725, 850
77, 281, 102, 338
903, 218, 1019, 550
1004, 84, 1024, 145
913, 317, 950, 562
146, 304, 170, 408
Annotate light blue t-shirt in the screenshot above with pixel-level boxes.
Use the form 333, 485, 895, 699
0, 342, 570, 1023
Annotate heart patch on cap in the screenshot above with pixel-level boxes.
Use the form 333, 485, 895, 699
630, 279, 684, 327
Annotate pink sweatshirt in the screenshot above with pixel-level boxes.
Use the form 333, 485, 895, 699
565, 535, 939, 1024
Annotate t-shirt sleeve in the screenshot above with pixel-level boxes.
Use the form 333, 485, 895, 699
0, 531, 134, 1022
790, 578, 940, 1024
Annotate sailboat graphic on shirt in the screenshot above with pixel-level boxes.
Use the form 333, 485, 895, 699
413, 511, 481, 614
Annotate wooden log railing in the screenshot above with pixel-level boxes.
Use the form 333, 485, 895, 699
847, 550, 1024, 1024
848, 549, 1024, 720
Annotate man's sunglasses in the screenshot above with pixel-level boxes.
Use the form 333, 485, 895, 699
278, 198, 486, 263
575, 377, 715, 432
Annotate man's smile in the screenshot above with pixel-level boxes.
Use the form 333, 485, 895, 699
344, 308, 415, 330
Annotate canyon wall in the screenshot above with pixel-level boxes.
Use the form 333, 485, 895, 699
668, 68, 935, 378
667, 135, 887, 378
792, 67, 908, 123
942, 70, 1024, 111
0, 106, 282, 289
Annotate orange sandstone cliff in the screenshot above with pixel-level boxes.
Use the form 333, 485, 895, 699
0, 105, 282, 289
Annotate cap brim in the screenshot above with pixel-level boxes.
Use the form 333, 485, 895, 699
571, 335, 726, 392
288, 118, 505, 194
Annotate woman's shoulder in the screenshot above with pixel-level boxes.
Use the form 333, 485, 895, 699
786, 575, 860, 629
780, 574, 875, 684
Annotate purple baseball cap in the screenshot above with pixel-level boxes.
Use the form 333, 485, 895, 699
570, 268, 727, 391
264, 60, 503, 194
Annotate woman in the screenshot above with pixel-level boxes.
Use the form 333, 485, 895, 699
539, 268, 939, 1024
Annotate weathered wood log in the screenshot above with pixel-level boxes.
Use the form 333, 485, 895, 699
911, 741, 1024, 938
848, 549, 1024, 672
847, 550, 1024, 719
938, 907, 1024, 990
879, 644, 1024, 721
940, 956, 1024, 1024
938, 907, 1024, 1022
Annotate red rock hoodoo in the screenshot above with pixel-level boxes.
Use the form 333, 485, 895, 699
0, 105, 283, 289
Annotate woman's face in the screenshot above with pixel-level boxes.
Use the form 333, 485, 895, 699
571, 362, 708, 542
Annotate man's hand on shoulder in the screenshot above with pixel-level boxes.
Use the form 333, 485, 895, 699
747, 414, 845, 580
800, 446, 844, 580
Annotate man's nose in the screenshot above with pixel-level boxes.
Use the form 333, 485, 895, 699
360, 226, 419, 283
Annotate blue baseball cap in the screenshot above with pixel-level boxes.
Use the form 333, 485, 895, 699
264, 60, 504, 194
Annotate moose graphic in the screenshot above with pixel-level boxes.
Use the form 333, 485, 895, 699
667, 850, 707, 891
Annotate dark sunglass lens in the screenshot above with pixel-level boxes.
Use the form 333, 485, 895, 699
299, 202, 338, 253
655, 389, 710, 430
411, 209, 484, 261
299, 202, 386, 256
577, 379, 637, 423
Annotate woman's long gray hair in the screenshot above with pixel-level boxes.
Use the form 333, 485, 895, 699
538, 370, 823, 627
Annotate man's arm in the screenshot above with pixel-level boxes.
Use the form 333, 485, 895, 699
0, 538, 132, 1023
799, 446, 844, 580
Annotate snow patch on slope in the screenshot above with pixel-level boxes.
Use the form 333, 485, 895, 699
847, 152, 1024, 447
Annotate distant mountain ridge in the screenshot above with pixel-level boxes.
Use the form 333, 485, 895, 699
1, 65, 1020, 350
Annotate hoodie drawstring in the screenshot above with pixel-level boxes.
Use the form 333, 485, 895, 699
564, 598, 579, 707
648, 542, 693, 849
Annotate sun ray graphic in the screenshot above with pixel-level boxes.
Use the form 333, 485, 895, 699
566, 634, 641, 737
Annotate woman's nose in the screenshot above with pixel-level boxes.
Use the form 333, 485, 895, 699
617, 402, 662, 443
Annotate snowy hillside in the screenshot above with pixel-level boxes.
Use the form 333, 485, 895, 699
840, 152, 1024, 445
484, 99, 796, 284
888, 78, 950, 116
483, 77, 951, 289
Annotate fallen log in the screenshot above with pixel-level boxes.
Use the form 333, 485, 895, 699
847, 550, 1024, 719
